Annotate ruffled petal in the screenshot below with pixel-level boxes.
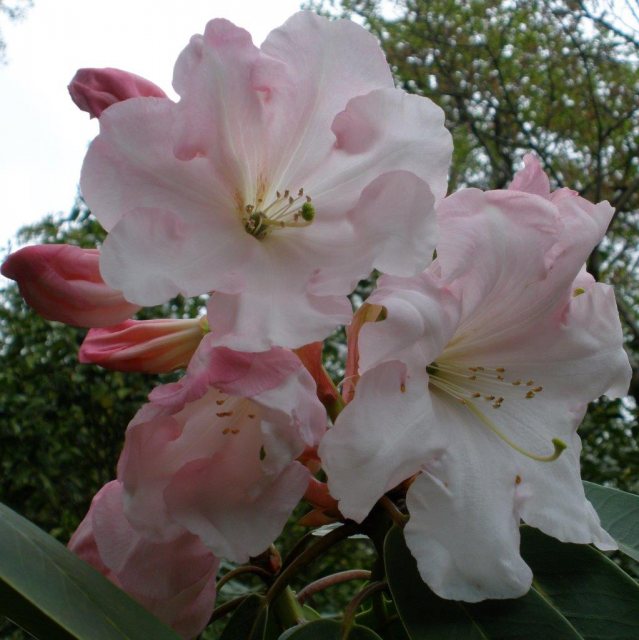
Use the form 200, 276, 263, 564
69, 481, 219, 640
320, 362, 446, 522
256, 11, 394, 188
205, 243, 353, 351
306, 89, 451, 216
118, 341, 325, 561
358, 271, 460, 373
436, 187, 614, 359
508, 154, 551, 198
81, 97, 229, 232
100, 207, 256, 305
404, 396, 532, 602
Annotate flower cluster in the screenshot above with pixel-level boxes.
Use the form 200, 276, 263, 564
2, 11, 630, 639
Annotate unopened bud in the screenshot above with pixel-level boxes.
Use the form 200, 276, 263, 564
68, 67, 167, 118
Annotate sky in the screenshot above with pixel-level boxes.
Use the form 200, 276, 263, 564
0, 0, 303, 252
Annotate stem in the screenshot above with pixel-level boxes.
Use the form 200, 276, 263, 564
266, 521, 360, 605
216, 565, 273, 591
378, 496, 408, 527
208, 595, 248, 624
296, 570, 371, 605
341, 582, 388, 637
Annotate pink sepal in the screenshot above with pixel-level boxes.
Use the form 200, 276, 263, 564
1, 244, 140, 327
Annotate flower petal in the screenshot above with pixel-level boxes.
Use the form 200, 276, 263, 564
81, 97, 229, 232
358, 271, 460, 373
100, 207, 255, 305
256, 11, 394, 188
308, 88, 452, 215
320, 362, 446, 522
69, 480, 219, 640
404, 396, 532, 602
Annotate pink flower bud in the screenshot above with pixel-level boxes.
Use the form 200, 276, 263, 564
68, 67, 167, 118
79, 317, 207, 373
1, 244, 140, 327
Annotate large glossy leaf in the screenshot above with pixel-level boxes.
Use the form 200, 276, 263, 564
584, 481, 639, 562
219, 594, 268, 640
386, 525, 639, 640
385, 526, 582, 639
521, 526, 639, 639
0, 502, 181, 640
279, 619, 383, 639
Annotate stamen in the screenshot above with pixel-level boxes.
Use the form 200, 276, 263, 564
463, 399, 566, 462
243, 187, 316, 239
427, 361, 561, 463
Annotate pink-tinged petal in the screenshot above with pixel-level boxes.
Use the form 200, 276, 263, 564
306, 171, 438, 297
172, 19, 267, 189
69, 67, 167, 118
320, 362, 446, 522
358, 272, 460, 373
508, 154, 551, 198
404, 402, 532, 602
165, 453, 310, 562
99, 208, 256, 305
69, 481, 219, 640
118, 339, 325, 560
205, 245, 353, 351
1, 244, 139, 327
306, 88, 451, 213
80, 97, 230, 232
79, 317, 206, 373
148, 337, 305, 411
516, 423, 616, 550
435, 188, 613, 362
255, 11, 394, 188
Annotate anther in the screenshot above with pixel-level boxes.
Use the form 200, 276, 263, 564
216, 411, 233, 417
526, 380, 534, 386
525, 391, 535, 399
215, 399, 225, 405
533, 386, 543, 393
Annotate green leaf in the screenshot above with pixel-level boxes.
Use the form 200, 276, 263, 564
278, 619, 382, 639
521, 526, 639, 639
220, 594, 268, 640
384, 526, 582, 639
0, 502, 181, 640
584, 481, 639, 562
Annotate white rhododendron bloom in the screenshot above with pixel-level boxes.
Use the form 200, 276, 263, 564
320, 156, 632, 601
80, 12, 452, 352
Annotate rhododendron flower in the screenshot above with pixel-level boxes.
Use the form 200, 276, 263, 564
68, 67, 168, 118
1, 244, 139, 327
69, 480, 219, 640
320, 156, 631, 601
118, 336, 326, 561
81, 11, 452, 351
80, 317, 208, 372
